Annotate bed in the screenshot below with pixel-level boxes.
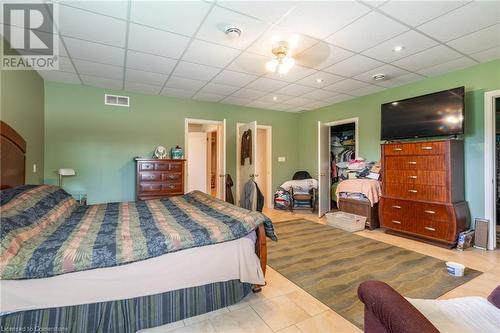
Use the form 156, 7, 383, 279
0, 121, 277, 332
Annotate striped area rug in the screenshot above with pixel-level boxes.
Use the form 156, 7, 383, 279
267, 219, 482, 329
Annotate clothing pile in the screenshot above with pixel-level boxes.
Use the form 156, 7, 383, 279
273, 178, 318, 210
274, 188, 291, 210
337, 159, 377, 181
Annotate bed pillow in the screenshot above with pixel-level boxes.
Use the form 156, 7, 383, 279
1, 185, 76, 239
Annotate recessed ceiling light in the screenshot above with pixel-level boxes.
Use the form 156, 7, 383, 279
272, 96, 278, 101
316, 78, 323, 83
372, 73, 386, 81
392, 45, 405, 52
225, 26, 242, 38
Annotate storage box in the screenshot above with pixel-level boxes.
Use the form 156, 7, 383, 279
326, 211, 367, 232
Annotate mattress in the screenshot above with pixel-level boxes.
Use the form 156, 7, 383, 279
1, 232, 264, 314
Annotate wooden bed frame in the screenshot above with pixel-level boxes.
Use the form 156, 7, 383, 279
0, 120, 268, 290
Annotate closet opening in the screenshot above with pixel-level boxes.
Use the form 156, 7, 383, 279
184, 118, 226, 201
496, 97, 500, 247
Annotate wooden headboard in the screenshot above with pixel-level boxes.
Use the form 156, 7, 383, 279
0, 121, 26, 190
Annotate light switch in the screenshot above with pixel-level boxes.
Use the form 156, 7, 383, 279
33, 164, 37, 173
278, 157, 286, 162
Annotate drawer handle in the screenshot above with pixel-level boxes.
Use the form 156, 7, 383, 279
424, 226, 436, 231
408, 189, 418, 193
392, 220, 402, 224
167, 185, 176, 189
421, 146, 433, 150
393, 148, 403, 151
424, 210, 436, 214
408, 176, 417, 179
391, 205, 401, 209
407, 161, 417, 165
168, 175, 176, 179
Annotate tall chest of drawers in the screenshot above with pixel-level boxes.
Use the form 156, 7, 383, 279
379, 140, 469, 247
135, 158, 185, 200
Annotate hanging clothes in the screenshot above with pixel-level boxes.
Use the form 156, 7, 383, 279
240, 129, 252, 165
225, 174, 234, 204
241, 179, 264, 212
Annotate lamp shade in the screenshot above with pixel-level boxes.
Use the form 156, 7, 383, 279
58, 168, 75, 176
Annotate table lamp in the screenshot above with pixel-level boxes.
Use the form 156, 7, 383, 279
58, 168, 75, 187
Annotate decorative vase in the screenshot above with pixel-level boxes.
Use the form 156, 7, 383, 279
170, 146, 183, 159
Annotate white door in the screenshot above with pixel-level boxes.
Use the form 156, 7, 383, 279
237, 121, 257, 207
217, 119, 226, 201
187, 132, 207, 193
318, 121, 330, 217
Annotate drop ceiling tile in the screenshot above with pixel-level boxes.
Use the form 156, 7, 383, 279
246, 100, 273, 109
362, 30, 438, 63
227, 52, 268, 75
128, 24, 191, 59
295, 42, 354, 70
326, 94, 355, 104
73, 59, 123, 80
160, 87, 197, 98
323, 54, 383, 77
418, 1, 500, 42
417, 57, 477, 77
296, 71, 344, 88
58, 56, 76, 73
245, 77, 289, 91
274, 84, 316, 96
324, 79, 369, 93
302, 100, 331, 110
199, 82, 240, 95
220, 96, 253, 106
64, 37, 125, 65
284, 96, 315, 107
327, 12, 409, 52
192, 92, 225, 102
126, 51, 177, 75
301, 89, 340, 101
378, 1, 468, 27
447, 24, 500, 55
125, 81, 162, 94
59, 5, 126, 47
471, 46, 500, 63
182, 39, 241, 68
59, 1, 129, 19
377, 73, 424, 88
247, 26, 317, 57
130, 0, 211, 36
165, 76, 207, 91
212, 70, 258, 87
80, 74, 123, 90
353, 64, 410, 83
279, 1, 370, 39
230, 88, 267, 99
172, 61, 221, 81
216, 1, 296, 24
272, 104, 295, 111
392, 45, 463, 71
349, 84, 385, 97
264, 65, 316, 83
197, 6, 269, 50
37, 70, 81, 84
125, 68, 168, 86
258, 94, 293, 104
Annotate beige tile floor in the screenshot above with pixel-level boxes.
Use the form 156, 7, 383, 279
141, 209, 500, 333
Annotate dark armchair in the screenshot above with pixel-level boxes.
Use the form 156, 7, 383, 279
289, 171, 316, 213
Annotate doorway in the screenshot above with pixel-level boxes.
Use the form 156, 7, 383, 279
184, 118, 226, 200
236, 122, 272, 209
318, 117, 359, 217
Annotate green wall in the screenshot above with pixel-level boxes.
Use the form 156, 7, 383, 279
298, 59, 500, 222
44, 83, 299, 204
0, 65, 45, 184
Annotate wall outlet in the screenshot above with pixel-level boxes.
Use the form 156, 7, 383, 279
33, 164, 37, 173
278, 157, 286, 162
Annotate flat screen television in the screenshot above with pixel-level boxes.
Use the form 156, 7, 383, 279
381, 87, 465, 141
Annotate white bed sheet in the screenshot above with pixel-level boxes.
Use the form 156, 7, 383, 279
1, 233, 264, 313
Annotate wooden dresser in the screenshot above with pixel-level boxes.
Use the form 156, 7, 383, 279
135, 158, 185, 200
379, 140, 469, 247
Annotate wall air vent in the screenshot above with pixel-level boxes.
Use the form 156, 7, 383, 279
105, 94, 129, 107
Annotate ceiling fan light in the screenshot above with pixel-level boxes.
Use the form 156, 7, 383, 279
266, 59, 278, 72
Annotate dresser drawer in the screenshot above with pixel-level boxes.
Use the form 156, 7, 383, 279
139, 162, 155, 171
383, 144, 414, 156
139, 172, 162, 182
162, 172, 182, 182
384, 170, 447, 186
384, 155, 446, 171
140, 183, 163, 192
413, 141, 446, 155
381, 211, 415, 233
162, 182, 182, 193
385, 183, 448, 202
155, 162, 183, 171
415, 220, 449, 240
414, 202, 449, 222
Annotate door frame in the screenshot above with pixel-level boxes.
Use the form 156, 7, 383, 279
484, 90, 500, 250
184, 118, 226, 199
236, 122, 273, 208
318, 117, 360, 217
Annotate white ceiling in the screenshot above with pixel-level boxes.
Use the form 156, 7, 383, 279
7, 0, 500, 112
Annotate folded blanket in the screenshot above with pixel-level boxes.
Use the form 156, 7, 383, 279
280, 179, 318, 194
335, 179, 382, 206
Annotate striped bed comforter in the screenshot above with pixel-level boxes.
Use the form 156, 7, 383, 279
1, 185, 276, 280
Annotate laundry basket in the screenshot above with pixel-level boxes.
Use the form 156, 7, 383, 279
326, 211, 366, 232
